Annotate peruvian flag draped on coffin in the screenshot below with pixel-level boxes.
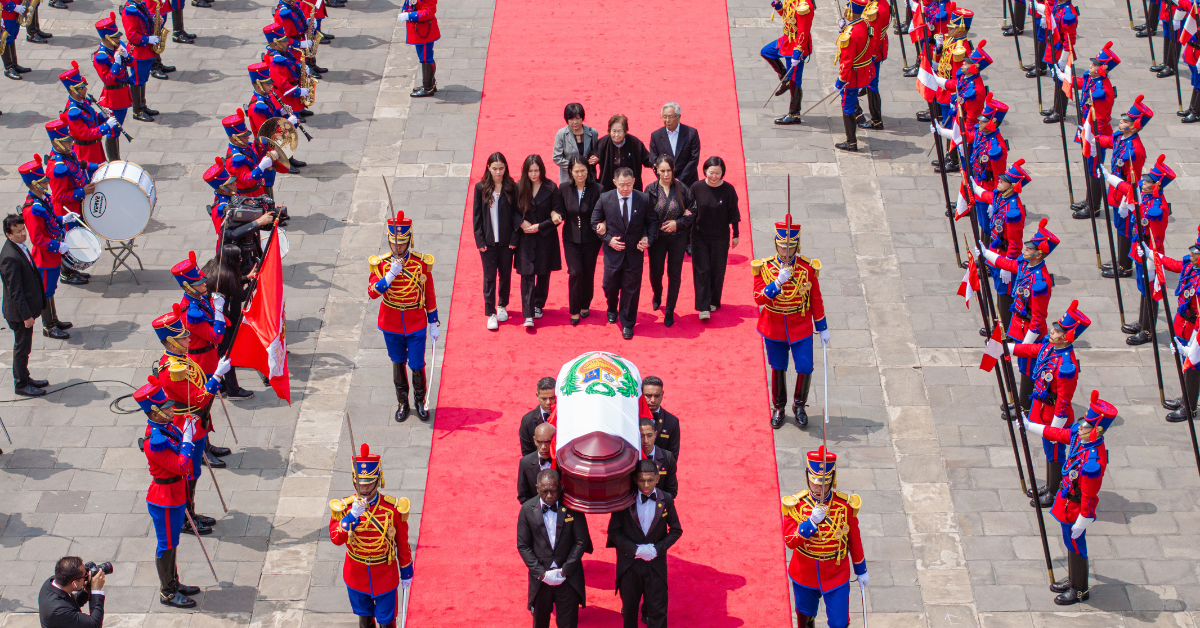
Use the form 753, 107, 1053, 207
230, 226, 292, 404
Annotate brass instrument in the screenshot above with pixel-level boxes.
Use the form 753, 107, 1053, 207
18, 0, 40, 28
0, 31, 7, 59
302, 16, 324, 60
151, 7, 169, 54
300, 62, 317, 108
257, 117, 299, 161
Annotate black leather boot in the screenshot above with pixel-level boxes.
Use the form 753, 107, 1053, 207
793, 372, 811, 427
42, 297, 69, 339
104, 136, 120, 162
393, 362, 410, 422
132, 85, 155, 121
172, 7, 195, 43
206, 441, 231, 457
412, 367, 429, 420
764, 55, 789, 95
835, 114, 858, 151
770, 369, 787, 429
775, 84, 803, 125
1032, 460, 1060, 507
412, 62, 436, 97
186, 479, 216, 528
358, 617, 376, 628
1054, 551, 1090, 604
158, 549, 197, 608
859, 91, 883, 129
170, 551, 200, 596
1167, 369, 1200, 422
1184, 90, 1200, 123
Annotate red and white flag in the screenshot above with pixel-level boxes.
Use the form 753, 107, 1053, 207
1079, 107, 1096, 161
1179, 3, 1198, 46
1184, 328, 1200, 372
954, 183, 972, 220
230, 226, 292, 404
916, 48, 938, 102
957, 254, 980, 308
910, 3, 927, 42
980, 324, 1005, 372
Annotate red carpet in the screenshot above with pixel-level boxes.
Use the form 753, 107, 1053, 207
407, 0, 792, 624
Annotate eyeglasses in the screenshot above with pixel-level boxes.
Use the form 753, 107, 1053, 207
661, 114, 679, 120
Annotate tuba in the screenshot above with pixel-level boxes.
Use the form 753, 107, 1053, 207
258, 117, 299, 162
151, 4, 169, 54
18, 0, 40, 27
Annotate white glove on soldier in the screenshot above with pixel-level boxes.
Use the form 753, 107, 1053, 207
858, 572, 869, 588
401, 577, 413, 588
214, 357, 232, 378
775, 266, 793, 287
1071, 516, 1094, 538
999, 269, 1012, 284
820, 329, 830, 346
1023, 418, 1046, 437
63, 212, 80, 225
257, 156, 274, 171
148, 36, 160, 45
181, 415, 197, 442
288, 115, 300, 125
349, 498, 367, 519
297, 40, 313, 49
970, 179, 986, 197
429, 322, 441, 341
212, 294, 227, 323
14, 5, 26, 14
808, 506, 826, 526
297, 87, 310, 97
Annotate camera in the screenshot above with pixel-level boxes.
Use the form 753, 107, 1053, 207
84, 562, 113, 576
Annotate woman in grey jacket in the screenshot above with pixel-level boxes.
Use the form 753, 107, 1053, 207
552, 102, 599, 185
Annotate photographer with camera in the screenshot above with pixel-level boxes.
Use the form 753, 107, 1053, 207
38, 556, 107, 628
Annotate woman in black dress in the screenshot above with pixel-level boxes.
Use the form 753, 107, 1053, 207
559, 155, 603, 325
471, 152, 520, 330
514, 154, 563, 328
689, 156, 740, 320
644, 155, 695, 327
593, 113, 654, 191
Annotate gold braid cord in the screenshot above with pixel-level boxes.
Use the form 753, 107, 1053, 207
760, 259, 812, 314
381, 255, 428, 311
346, 504, 398, 565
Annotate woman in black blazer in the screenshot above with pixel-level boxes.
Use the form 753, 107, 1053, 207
644, 155, 696, 327
559, 155, 603, 325
514, 154, 563, 328
594, 113, 654, 192
471, 152, 520, 330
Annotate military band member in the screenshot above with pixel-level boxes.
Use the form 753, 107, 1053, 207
329, 443, 414, 628
274, 0, 323, 76
265, 24, 312, 117
44, 119, 99, 224
137, 374, 203, 608
1036, 0, 1078, 123
1158, 227, 1200, 421
122, 0, 165, 116
1067, 42, 1119, 219
1098, 95, 1153, 279
1, 0, 33, 80
18, 154, 75, 339
368, 212, 439, 422
223, 108, 286, 200
247, 60, 305, 173
753, 217, 827, 429
1106, 155, 1174, 345
969, 159, 1031, 332
1010, 300, 1088, 507
782, 447, 868, 628
203, 156, 235, 235
833, 0, 875, 151
761, 0, 814, 125
399, 0, 439, 97
172, 253, 234, 466
59, 62, 120, 167
1023, 391, 1117, 605
93, 13, 134, 160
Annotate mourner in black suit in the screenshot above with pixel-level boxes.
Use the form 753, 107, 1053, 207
594, 114, 654, 192
514, 156, 563, 326
519, 376, 557, 456
559, 156, 604, 325
644, 156, 696, 327
607, 460, 683, 628
648, 103, 701, 186
517, 469, 592, 628
642, 376, 681, 460
591, 168, 658, 339
518, 423, 556, 503
640, 419, 678, 498
1, 214, 47, 397
472, 153, 521, 327
38, 557, 106, 628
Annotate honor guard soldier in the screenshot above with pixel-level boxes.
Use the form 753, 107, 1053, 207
964, 93, 1008, 183
273, 0, 322, 77
1, 0, 32, 79
151, 0, 194, 45
1024, 391, 1117, 605
265, 24, 312, 117
1010, 300, 1088, 507
1069, 42, 1120, 219
398, 0, 439, 97
368, 211, 440, 422
833, 0, 875, 152
59, 62, 120, 167
752, 217, 827, 429
1157, 227, 1200, 421
930, 43, 991, 171
329, 443, 414, 628
223, 108, 286, 200
93, 13, 133, 160
122, 0, 164, 118
18, 154, 76, 339
137, 375, 203, 609
857, 0, 890, 129
1037, 0, 1078, 123
928, 7, 973, 126
203, 156, 235, 235
782, 447, 868, 628
1183, 2, 1200, 122
761, 0, 814, 125
969, 159, 1030, 332
1109, 155, 1174, 345
1098, 95, 1153, 279
247, 60, 305, 172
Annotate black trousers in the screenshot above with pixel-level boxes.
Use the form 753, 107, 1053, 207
531, 581, 581, 628
1147, 0, 1160, 32
1012, 0, 1026, 31
619, 562, 667, 628
602, 255, 644, 329
1117, 233, 1133, 271
649, 234, 687, 312
1033, 37, 1047, 73
479, 245, 514, 316
7, 320, 32, 388
1019, 371, 1034, 414
1086, 173, 1103, 213
1183, 367, 1200, 411
563, 240, 601, 315
997, 291, 1014, 335
1139, 291, 1160, 330
520, 273, 550, 318
692, 238, 729, 311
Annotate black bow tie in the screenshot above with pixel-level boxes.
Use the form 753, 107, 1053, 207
542, 502, 558, 513
539, 458, 552, 466
641, 492, 655, 504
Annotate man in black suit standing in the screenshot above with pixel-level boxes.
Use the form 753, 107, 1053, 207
1, 214, 47, 397
607, 459, 683, 628
641, 376, 680, 461
517, 469, 592, 628
649, 103, 701, 186
592, 167, 658, 339
519, 376, 557, 456
639, 419, 677, 498
518, 423, 556, 503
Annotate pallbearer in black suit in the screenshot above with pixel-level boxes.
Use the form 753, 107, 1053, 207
607, 459, 683, 628
517, 469, 592, 628
640, 420, 678, 498
518, 423, 556, 503
519, 376, 556, 456
648, 103, 701, 186
641, 376, 680, 460
591, 167, 659, 339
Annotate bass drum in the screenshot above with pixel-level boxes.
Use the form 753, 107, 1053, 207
61, 227, 103, 271
83, 160, 156, 241
262, 228, 289, 260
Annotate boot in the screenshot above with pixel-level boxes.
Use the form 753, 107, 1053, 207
307, 59, 328, 74
104, 136, 121, 162
793, 372, 812, 427
835, 114, 858, 152
358, 617, 376, 628
1184, 90, 1200, 123
171, 557, 199, 596
2, 48, 19, 81
140, 85, 160, 116
186, 479, 216, 528
132, 85, 155, 121
412, 367, 429, 420
1043, 88, 1067, 123
933, 148, 960, 173
764, 55, 789, 95
170, 8, 195, 42
797, 614, 815, 628
774, 84, 803, 125
9, 46, 28, 73
859, 90, 883, 129
157, 549, 196, 608
1054, 551, 1090, 604
412, 62, 436, 97
288, 156, 306, 168
206, 441, 231, 457
1032, 460, 1060, 508
151, 61, 169, 80
770, 369, 787, 429
393, 362, 410, 422
41, 297, 69, 339
1167, 369, 1200, 422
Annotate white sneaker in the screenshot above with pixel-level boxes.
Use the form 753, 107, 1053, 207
487, 315, 498, 330
497, 306, 509, 322
524, 318, 535, 328
699, 311, 711, 320
710, 305, 718, 312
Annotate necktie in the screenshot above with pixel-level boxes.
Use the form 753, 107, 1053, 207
542, 502, 558, 513
621, 197, 629, 224
641, 492, 654, 504
539, 458, 551, 466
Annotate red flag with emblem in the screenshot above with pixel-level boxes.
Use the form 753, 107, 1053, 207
229, 226, 291, 404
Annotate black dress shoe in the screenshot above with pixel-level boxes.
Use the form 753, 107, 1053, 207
1054, 587, 1089, 605
979, 327, 988, 337
207, 443, 231, 457
204, 452, 226, 468
289, 157, 306, 168
1151, 63, 1167, 72
3, 68, 20, 80
175, 583, 200, 596
1025, 68, 1047, 78
196, 513, 216, 526
570, 316, 579, 326
1072, 207, 1099, 219
1070, 200, 1088, 211
1135, 23, 1148, 31
182, 518, 212, 535
1179, 109, 1192, 117
28, 379, 48, 388
796, 405, 808, 427
151, 68, 169, 80
1158, 67, 1176, 78
771, 408, 785, 429
835, 141, 857, 152
622, 327, 634, 340
1137, 29, 1157, 37
288, 166, 300, 175
579, 309, 590, 319
160, 591, 197, 608
1030, 491, 1055, 508
172, 32, 196, 44
25, 32, 46, 44
1021, 63, 1035, 72
916, 110, 931, 122
1164, 397, 1182, 411
159, 63, 176, 73
607, 311, 618, 324
651, 297, 661, 311
1127, 330, 1153, 345
297, 109, 314, 117
56, 320, 72, 330
1049, 576, 1071, 593
903, 65, 919, 77
1024, 482, 1048, 498
395, 401, 409, 422
310, 64, 328, 73
859, 119, 883, 130
14, 64, 30, 74
60, 273, 87, 285
1121, 321, 1143, 334
43, 327, 69, 340
15, 385, 46, 397
134, 110, 155, 122
227, 388, 254, 399
1181, 112, 1200, 123
1043, 112, 1062, 124
318, 31, 334, 40
933, 161, 960, 173
664, 310, 674, 328
191, 0, 212, 6
415, 399, 429, 420
1167, 408, 1192, 422
1101, 266, 1133, 279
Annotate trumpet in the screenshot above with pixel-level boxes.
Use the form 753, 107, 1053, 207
18, 0, 40, 28
86, 94, 134, 142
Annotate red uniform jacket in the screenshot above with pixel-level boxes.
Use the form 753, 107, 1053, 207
402, 0, 439, 44
269, 49, 306, 113
1097, 132, 1146, 205
978, 189, 1025, 258
158, 353, 213, 441
144, 421, 194, 507
64, 101, 111, 165
991, 256, 1052, 341
1072, 74, 1114, 136
178, 294, 224, 375
367, 251, 438, 335
773, 0, 815, 57
93, 45, 133, 110
301, 0, 326, 21
867, 0, 891, 62
753, 255, 826, 343
47, 152, 94, 217
1012, 342, 1078, 425
783, 490, 866, 592
329, 494, 413, 595
1162, 254, 1200, 342
274, 0, 308, 41
836, 18, 875, 89
21, 195, 65, 269
1044, 425, 1106, 523
121, 0, 159, 61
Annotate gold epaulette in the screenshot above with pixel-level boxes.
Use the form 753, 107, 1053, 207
330, 495, 356, 518
837, 29, 851, 48
383, 494, 411, 521
796, 0, 811, 14
781, 489, 810, 522
751, 258, 767, 276
841, 492, 862, 516
951, 40, 967, 62
167, 357, 189, 382
369, 253, 392, 277
864, 1, 878, 21
421, 253, 434, 266
809, 257, 822, 278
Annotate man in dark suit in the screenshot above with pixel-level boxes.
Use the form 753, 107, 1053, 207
1, 214, 47, 397
641, 376, 680, 460
38, 556, 106, 628
591, 167, 658, 339
649, 103, 701, 186
519, 423, 556, 503
517, 469, 591, 628
607, 459, 683, 628
519, 376, 557, 456
639, 419, 677, 498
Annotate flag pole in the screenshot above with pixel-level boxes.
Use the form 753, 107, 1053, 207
1054, 74, 1077, 207
1006, 0, 1025, 69
925, 40, 963, 268
889, 0, 908, 66
1148, 247, 1200, 478
1068, 72, 1104, 268
1100, 187, 1128, 327
1142, 0, 1159, 65
1133, 205, 1167, 408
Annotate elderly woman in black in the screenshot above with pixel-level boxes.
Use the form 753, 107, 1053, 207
515, 154, 563, 328
551, 102, 600, 185
594, 113, 654, 192
559, 155, 603, 325
689, 156, 740, 320
644, 155, 695, 328
472, 152, 520, 331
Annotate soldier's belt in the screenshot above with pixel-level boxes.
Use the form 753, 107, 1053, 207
852, 60, 873, 69
76, 138, 100, 146
796, 547, 847, 561
189, 345, 215, 355
383, 298, 423, 311
347, 549, 393, 566
153, 475, 183, 485
104, 83, 124, 89
764, 304, 807, 315
1183, 309, 1196, 324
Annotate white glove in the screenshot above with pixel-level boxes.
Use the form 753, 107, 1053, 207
215, 357, 232, 378
774, 266, 793, 287
838, 17, 847, 29
384, 264, 401, 284
973, 240, 983, 257
981, 248, 1000, 264
542, 569, 566, 585
970, 179, 985, 197
181, 415, 197, 442
397, 11, 406, 23
401, 578, 413, 589
999, 269, 1012, 284
349, 498, 367, 518
298, 40, 313, 49
1118, 203, 1130, 219
257, 156, 274, 171
106, 116, 118, 128
1071, 516, 1094, 538
1050, 414, 1069, 429
1022, 330, 1039, 344
62, 212, 80, 224
298, 87, 310, 97
212, 294, 227, 324
634, 545, 658, 561
148, 35, 160, 45
808, 506, 826, 525
1175, 338, 1188, 356
1005, 342, 1016, 354
820, 329, 830, 347
13, 5, 25, 13
288, 115, 300, 125
934, 75, 948, 89
1033, 1, 1045, 14
932, 122, 953, 140
858, 572, 869, 589
1023, 418, 1046, 437
429, 322, 440, 341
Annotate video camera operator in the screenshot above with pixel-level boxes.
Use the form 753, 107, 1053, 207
38, 556, 107, 628
218, 198, 278, 277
